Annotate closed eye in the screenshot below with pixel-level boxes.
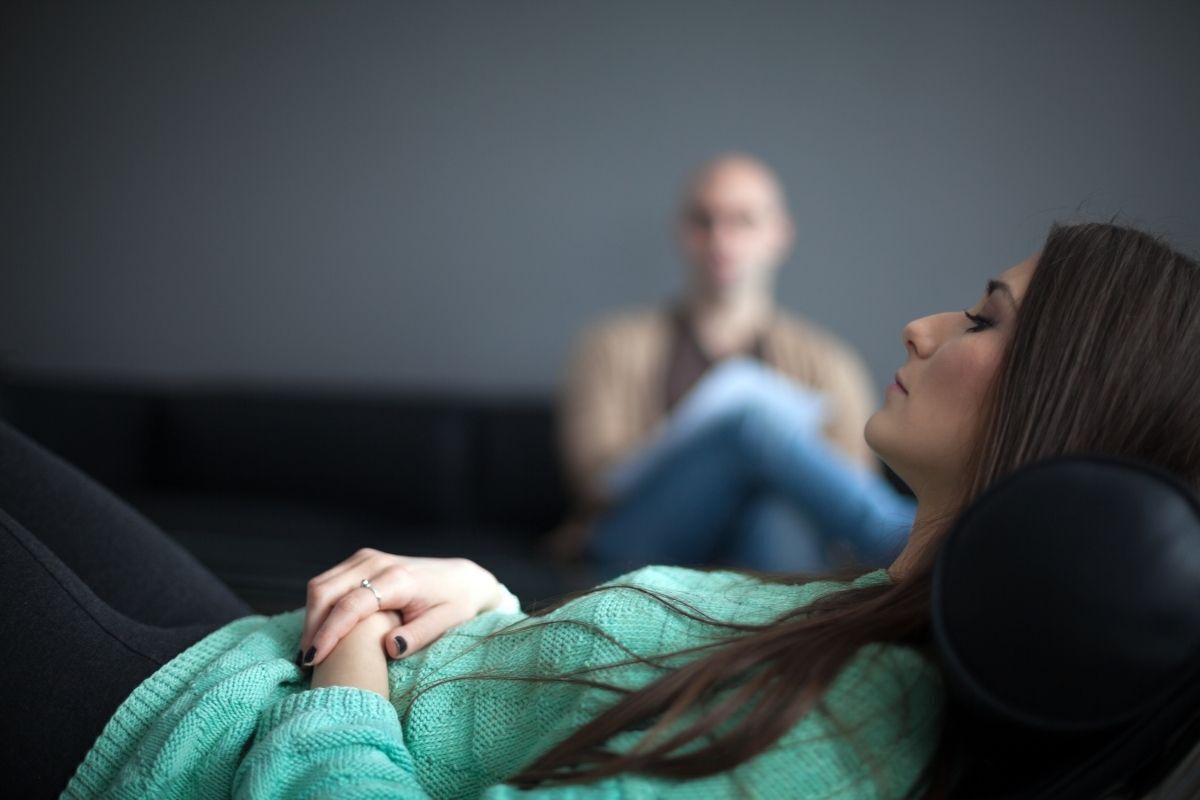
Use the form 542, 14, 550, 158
963, 311, 994, 332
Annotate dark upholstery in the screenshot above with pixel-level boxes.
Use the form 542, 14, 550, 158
933, 456, 1200, 799
0, 375, 595, 613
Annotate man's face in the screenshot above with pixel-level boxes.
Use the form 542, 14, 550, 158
677, 161, 794, 300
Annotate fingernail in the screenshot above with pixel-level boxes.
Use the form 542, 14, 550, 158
303, 646, 317, 665
393, 635, 408, 657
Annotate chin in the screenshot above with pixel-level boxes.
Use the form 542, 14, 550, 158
863, 409, 887, 455
702, 274, 742, 297
864, 412, 907, 483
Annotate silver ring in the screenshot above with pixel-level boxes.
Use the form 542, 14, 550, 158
360, 578, 383, 608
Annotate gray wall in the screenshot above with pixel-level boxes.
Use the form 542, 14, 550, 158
2, 1, 1198, 396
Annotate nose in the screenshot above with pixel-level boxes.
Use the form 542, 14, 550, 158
901, 313, 944, 359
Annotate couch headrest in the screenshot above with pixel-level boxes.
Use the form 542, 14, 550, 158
932, 455, 1200, 797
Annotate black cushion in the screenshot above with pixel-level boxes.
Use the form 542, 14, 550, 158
0, 380, 156, 492
0, 376, 578, 609
473, 402, 567, 539
156, 392, 475, 523
934, 456, 1200, 732
933, 455, 1200, 797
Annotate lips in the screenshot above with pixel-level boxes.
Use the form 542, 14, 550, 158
893, 372, 909, 394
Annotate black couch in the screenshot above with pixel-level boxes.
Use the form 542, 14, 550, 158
0, 374, 598, 613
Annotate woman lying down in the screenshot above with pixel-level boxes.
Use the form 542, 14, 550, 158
5, 222, 1199, 798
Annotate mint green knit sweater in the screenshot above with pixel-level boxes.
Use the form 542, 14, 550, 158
62, 566, 941, 799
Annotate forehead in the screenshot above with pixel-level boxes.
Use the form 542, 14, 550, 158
996, 256, 1036, 304
685, 163, 783, 212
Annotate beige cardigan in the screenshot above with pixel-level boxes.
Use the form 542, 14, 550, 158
558, 306, 879, 515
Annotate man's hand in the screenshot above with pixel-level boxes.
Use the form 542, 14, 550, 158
300, 550, 508, 667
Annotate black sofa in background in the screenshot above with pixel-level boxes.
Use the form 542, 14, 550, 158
0, 374, 597, 613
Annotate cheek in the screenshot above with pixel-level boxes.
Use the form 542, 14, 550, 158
867, 340, 1005, 484
932, 347, 999, 409
748, 228, 781, 254
918, 344, 1004, 462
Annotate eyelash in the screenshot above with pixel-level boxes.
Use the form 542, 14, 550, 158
963, 310, 994, 332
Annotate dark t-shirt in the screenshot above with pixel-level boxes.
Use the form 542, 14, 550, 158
663, 307, 767, 412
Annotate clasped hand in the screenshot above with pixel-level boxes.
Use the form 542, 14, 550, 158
299, 549, 505, 666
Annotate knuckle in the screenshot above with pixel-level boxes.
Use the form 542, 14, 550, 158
355, 547, 379, 559
380, 562, 410, 582
306, 581, 326, 603
459, 558, 491, 581
335, 589, 368, 614
462, 557, 485, 574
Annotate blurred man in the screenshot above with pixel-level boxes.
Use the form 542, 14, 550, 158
555, 154, 914, 574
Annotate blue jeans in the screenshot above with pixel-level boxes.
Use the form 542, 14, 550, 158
586, 360, 916, 576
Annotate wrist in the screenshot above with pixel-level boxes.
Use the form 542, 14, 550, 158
352, 610, 401, 638
311, 612, 395, 698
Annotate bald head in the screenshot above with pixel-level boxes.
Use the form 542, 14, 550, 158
681, 153, 789, 217
677, 153, 795, 300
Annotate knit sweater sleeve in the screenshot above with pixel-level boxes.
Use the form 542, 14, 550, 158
233, 686, 417, 799
233, 643, 939, 799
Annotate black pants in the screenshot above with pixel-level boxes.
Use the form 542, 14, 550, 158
0, 422, 253, 798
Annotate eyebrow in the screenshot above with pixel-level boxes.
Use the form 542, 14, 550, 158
986, 279, 1018, 309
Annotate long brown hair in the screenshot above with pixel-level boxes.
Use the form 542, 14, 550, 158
503, 222, 1200, 793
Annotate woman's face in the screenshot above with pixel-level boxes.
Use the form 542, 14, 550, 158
865, 256, 1036, 502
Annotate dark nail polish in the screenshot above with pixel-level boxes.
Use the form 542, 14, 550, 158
393, 635, 408, 657
303, 645, 317, 665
